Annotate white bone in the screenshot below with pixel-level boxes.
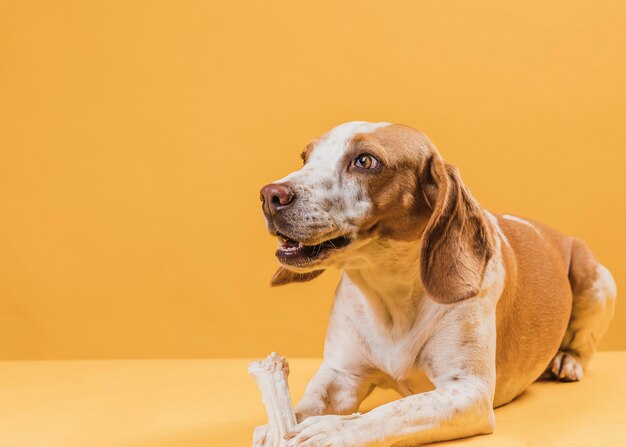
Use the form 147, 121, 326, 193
248, 352, 297, 446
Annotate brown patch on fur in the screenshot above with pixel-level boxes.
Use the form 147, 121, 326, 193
493, 215, 576, 406
271, 267, 325, 286
348, 125, 437, 242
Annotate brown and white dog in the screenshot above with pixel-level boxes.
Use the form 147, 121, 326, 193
255, 122, 617, 447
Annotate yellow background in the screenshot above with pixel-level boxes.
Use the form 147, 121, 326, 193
1, 1, 624, 360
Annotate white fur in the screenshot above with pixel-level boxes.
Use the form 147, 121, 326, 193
501, 214, 540, 236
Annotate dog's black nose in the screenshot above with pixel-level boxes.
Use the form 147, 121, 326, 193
260, 183, 295, 216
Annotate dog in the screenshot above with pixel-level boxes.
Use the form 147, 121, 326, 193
254, 122, 616, 446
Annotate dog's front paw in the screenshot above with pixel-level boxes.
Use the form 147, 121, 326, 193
284, 414, 369, 447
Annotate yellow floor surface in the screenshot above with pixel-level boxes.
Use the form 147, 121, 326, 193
1, 352, 625, 446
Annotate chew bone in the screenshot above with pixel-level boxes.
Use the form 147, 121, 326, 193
249, 352, 297, 446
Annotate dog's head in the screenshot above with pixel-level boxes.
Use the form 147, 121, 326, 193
260, 122, 494, 303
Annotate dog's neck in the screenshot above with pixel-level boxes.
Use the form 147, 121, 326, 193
345, 238, 424, 334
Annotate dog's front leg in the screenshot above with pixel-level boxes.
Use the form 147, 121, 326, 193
285, 375, 494, 447
294, 362, 373, 422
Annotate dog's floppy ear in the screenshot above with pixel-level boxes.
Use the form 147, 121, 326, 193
418, 155, 494, 304
270, 267, 325, 286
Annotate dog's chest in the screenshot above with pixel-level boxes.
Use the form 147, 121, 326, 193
334, 273, 446, 386
363, 327, 420, 379
357, 298, 445, 382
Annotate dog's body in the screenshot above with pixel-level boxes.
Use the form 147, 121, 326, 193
255, 122, 616, 446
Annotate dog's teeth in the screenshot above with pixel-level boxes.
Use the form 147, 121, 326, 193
298, 242, 304, 248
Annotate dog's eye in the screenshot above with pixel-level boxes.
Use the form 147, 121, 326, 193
354, 154, 379, 170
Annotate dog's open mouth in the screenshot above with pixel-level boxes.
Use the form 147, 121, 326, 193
275, 232, 351, 265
